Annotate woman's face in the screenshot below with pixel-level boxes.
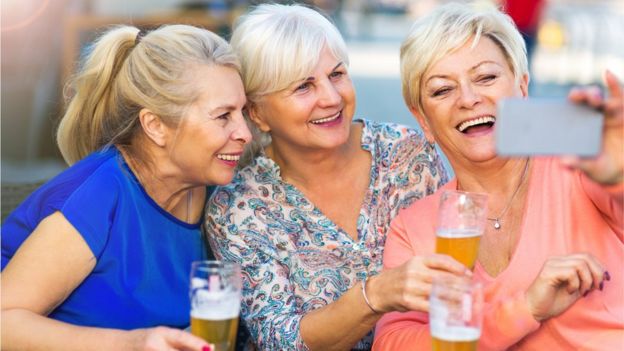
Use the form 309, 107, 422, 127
251, 46, 356, 153
167, 64, 251, 186
414, 36, 528, 164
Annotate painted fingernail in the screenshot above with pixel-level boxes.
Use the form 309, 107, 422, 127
599, 281, 604, 291
202, 346, 212, 351
604, 271, 611, 281
583, 291, 590, 297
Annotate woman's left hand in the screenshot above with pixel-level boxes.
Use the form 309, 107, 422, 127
564, 70, 623, 185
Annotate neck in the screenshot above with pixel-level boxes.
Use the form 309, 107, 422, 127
119, 144, 202, 222
266, 123, 363, 187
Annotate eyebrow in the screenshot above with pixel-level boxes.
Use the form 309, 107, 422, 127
425, 60, 501, 84
297, 62, 345, 84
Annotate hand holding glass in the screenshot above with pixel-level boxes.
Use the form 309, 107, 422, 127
190, 261, 241, 351
435, 190, 488, 269
430, 276, 483, 351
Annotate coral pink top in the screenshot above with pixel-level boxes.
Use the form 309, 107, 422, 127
373, 157, 624, 351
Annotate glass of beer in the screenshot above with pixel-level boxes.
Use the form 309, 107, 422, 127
430, 276, 483, 351
190, 261, 241, 351
436, 190, 488, 269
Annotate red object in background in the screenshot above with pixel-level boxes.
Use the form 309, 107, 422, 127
503, 0, 546, 33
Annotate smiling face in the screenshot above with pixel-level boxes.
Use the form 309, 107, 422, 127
166, 64, 252, 186
413, 36, 528, 165
249, 45, 356, 153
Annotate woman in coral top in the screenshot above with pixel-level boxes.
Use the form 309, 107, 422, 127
373, 2, 623, 350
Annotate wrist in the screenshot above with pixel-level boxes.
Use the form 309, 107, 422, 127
361, 276, 382, 315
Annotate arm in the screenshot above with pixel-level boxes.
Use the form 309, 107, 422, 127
1, 212, 208, 351
564, 70, 623, 237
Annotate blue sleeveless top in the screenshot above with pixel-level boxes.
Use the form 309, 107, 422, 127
1, 147, 207, 329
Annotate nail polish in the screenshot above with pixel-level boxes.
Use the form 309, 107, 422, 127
604, 271, 611, 281
599, 281, 604, 291
583, 291, 590, 297
202, 346, 212, 351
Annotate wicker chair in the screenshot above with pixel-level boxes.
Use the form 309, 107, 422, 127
1, 181, 46, 221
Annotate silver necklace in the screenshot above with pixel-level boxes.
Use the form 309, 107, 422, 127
488, 159, 530, 230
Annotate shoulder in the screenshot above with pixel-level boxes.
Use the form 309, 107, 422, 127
361, 119, 425, 147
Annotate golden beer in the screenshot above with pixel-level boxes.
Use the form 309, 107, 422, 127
191, 315, 238, 351
435, 229, 482, 269
431, 326, 479, 351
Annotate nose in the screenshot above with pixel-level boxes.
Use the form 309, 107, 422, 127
457, 83, 482, 109
318, 80, 342, 108
232, 112, 252, 145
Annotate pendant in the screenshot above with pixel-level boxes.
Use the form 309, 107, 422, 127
493, 219, 501, 230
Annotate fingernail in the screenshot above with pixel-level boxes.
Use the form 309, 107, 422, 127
599, 281, 604, 291
583, 291, 590, 297
202, 346, 212, 351
604, 271, 611, 281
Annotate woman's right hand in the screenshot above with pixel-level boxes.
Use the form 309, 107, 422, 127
128, 327, 212, 351
525, 253, 608, 322
367, 254, 471, 313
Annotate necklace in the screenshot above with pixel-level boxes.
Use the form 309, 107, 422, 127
488, 159, 530, 230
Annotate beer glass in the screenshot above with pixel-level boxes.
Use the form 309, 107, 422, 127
190, 261, 241, 351
430, 276, 483, 351
436, 190, 488, 269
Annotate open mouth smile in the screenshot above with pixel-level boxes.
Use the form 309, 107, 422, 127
456, 116, 496, 133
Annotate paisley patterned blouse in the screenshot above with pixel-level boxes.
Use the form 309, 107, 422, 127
205, 119, 448, 350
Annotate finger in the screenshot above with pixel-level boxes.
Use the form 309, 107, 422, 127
424, 254, 472, 276
604, 70, 623, 101
162, 328, 209, 351
568, 253, 606, 290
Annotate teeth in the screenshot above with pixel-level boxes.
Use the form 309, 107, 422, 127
217, 154, 240, 161
310, 112, 340, 124
457, 116, 495, 132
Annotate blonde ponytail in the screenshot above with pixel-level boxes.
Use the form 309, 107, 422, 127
57, 25, 239, 165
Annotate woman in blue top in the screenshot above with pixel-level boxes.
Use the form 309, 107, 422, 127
1, 25, 251, 350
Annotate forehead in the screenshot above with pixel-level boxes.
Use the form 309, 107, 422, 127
191, 65, 245, 106
425, 36, 508, 78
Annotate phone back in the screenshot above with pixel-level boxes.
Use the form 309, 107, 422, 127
496, 98, 603, 157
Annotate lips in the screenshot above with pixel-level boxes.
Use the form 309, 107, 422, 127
310, 111, 341, 125
456, 116, 496, 133
216, 153, 241, 162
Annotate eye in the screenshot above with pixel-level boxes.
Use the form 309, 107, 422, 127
295, 82, 311, 92
216, 112, 230, 120
329, 71, 344, 80
432, 87, 452, 97
478, 74, 497, 83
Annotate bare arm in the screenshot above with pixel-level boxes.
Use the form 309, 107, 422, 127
1, 211, 208, 351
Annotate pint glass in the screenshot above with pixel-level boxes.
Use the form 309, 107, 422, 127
430, 276, 483, 351
190, 261, 241, 351
435, 190, 488, 269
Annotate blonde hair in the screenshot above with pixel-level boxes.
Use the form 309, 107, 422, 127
400, 1, 528, 114
57, 25, 239, 165
230, 3, 349, 162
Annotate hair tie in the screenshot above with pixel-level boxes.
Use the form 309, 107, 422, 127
135, 28, 147, 45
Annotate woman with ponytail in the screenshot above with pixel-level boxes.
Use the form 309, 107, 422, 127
1, 25, 251, 351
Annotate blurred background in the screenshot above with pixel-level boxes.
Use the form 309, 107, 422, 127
2, 0, 623, 216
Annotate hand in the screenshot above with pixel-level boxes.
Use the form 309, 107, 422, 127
525, 253, 609, 322
367, 254, 471, 313
128, 327, 213, 351
564, 70, 623, 185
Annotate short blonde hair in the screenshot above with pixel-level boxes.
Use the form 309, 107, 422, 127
57, 25, 239, 165
230, 3, 348, 102
401, 2, 528, 114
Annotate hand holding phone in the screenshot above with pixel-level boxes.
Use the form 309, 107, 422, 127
496, 98, 603, 157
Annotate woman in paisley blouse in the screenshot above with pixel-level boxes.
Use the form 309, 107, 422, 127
204, 4, 467, 351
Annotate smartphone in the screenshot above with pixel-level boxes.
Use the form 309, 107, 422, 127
496, 98, 603, 157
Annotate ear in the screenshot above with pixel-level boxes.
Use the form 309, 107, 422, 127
247, 103, 271, 133
519, 73, 529, 98
409, 106, 436, 143
138, 108, 169, 147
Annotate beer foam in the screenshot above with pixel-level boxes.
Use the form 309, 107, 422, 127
430, 325, 480, 342
191, 290, 240, 320
436, 228, 482, 239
